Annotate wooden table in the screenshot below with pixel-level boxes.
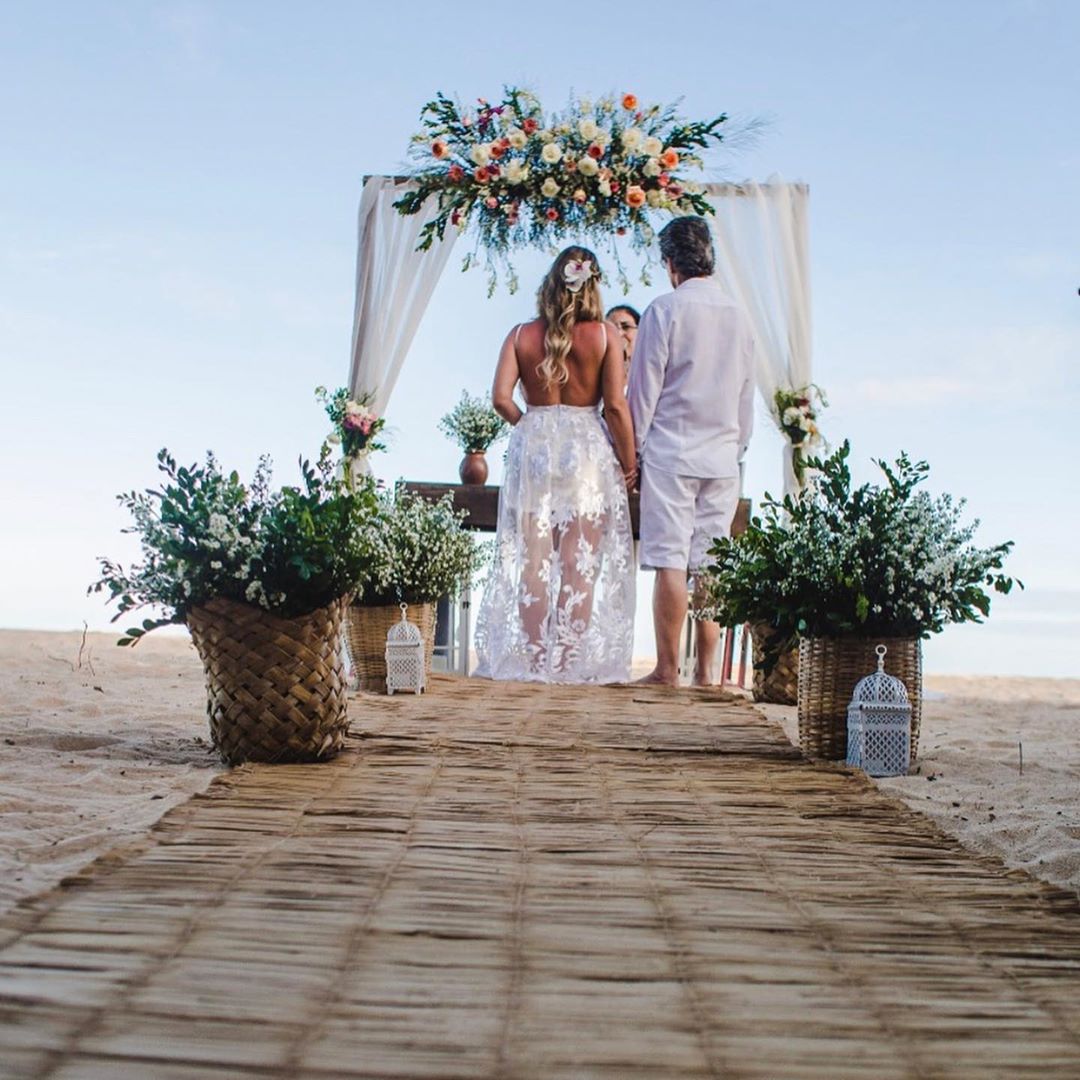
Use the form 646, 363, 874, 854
401, 481, 752, 681
401, 481, 750, 539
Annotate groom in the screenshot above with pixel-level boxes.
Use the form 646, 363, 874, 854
628, 216, 755, 686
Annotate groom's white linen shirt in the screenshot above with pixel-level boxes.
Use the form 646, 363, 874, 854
628, 276, 755, 479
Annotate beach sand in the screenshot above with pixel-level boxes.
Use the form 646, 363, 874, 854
2, 629, 1078, 920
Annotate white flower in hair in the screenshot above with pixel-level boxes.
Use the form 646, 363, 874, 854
563, 258, 594, 293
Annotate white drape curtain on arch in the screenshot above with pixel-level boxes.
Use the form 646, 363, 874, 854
703, 178, 812, 495
348, 177, 458, 417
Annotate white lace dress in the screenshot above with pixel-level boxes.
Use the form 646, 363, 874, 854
474, 403, 635, 683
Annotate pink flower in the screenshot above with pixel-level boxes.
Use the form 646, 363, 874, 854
485, 196, 498, 209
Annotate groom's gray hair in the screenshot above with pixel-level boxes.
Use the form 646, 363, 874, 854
658, 216, 715, 278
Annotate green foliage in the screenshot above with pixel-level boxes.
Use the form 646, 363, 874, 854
701, 442, 1020, 663
90, 449, 380, 645
438, 390, 509, 452
360, 489, 483, 606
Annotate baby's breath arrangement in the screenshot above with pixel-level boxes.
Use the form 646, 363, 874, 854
90, 449, 380, 644
701, 442, 1019, 663
360, 489, 482, 607
438, 390, 509, 453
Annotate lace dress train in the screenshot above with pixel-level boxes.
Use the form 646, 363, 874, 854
474, 405, 635, 683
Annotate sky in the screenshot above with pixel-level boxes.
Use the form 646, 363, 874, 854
1, 1, 1077, 676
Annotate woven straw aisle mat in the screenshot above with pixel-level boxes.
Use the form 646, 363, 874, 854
3, 678, 1080, 1078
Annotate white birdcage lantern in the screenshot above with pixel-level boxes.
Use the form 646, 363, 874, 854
846, 644, 912, 777
385, 603, 425, 695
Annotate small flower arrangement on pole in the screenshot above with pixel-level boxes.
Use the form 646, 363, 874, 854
774, 384, 827, 486
316, 386, 387, 482
394, 87, 733, 293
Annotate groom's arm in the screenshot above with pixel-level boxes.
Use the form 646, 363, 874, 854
627, 305, 669, 458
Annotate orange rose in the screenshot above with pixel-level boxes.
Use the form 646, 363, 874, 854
660, 148, 679, 169
431, 139, 449, 159
625, 185, 646, 209
622, 93, 638, 111
473, 166, 489, 183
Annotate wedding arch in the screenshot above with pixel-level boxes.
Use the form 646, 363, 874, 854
346, 174, 812, 494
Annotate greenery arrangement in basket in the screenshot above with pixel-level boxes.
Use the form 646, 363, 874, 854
90, 448, 381, 644
700, 441, 1020, 666
438, 390, 509, 453
358, 488, 483, 608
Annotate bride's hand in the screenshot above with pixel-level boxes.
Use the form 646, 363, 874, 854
622, 466, 638, 490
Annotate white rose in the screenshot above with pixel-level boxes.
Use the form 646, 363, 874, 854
578, 118, 599, 141
539, 128, 555, 142
643, 157, 661, 177
469, 143, 491, 166
598, 179, 612, 197
782, 407, 800, 426
506, 160, 529, 184
541, 177, 560, 198
621, 127, 643, 151
577, 156, 599, 176
507, 128, 527, 149
646, 188, 662, 207
642, 135, 663, 157
541, 142, 563, 164
592, 128, 611, 148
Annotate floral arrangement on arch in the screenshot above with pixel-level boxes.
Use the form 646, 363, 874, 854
317, 386, 387, 464
394, 87, 730, 293
439, 390, 509, 453
774, 384, 827, 485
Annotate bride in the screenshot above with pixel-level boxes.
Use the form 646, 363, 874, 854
474, 246, 637, 684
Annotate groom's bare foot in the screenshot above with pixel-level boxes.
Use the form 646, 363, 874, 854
635, 669, 679, 688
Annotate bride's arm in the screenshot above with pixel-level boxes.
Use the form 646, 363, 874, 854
600, 322, 637, 487
492, 327, 524, 426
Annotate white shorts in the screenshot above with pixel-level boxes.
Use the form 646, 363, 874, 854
638, 465, 740, 572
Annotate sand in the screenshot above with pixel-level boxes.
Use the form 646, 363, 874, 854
2, 630, 1078, 920
0, 629, 220, 918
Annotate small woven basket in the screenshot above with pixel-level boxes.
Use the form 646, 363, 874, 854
750, 623, 799, 705
797, 636, 922, 761
186, 595, 350, 766
344, 602, 436, 693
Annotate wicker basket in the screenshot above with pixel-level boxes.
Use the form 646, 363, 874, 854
186, 595, 350, 766
344, 602, 437, 694
750, 623, 799, 705
797, 636, 922, 761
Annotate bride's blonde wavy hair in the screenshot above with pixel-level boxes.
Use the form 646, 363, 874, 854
536, 246, 604, 388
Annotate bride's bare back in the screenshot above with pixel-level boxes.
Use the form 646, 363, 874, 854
491, 315, 637, 484
513, 318, 608, 407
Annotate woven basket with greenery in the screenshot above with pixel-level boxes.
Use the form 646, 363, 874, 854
345, 602, 437, 694
188, 595, 350, 764
349, 487, 481, 692
91, 449, 380, 764
702, 442, 1018, 745
798, 636, 922, 761
750, 623, 799, 706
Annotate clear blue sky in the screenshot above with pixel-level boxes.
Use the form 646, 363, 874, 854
2, 1, 1077, 676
